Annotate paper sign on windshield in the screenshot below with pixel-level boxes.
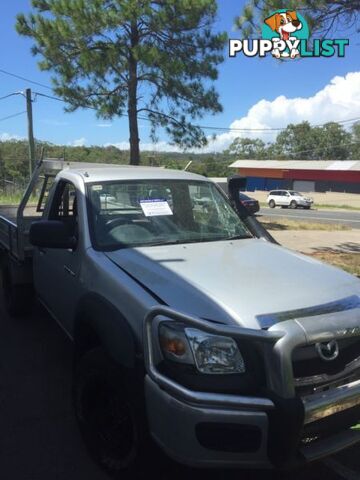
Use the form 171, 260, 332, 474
140, 199, 173, 217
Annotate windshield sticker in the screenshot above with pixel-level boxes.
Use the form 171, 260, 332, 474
92, 185, 103, 191
140, 199, 173, 217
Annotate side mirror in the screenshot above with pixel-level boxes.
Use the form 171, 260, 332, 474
29, 220, 77, 249
227, 176, 250, 217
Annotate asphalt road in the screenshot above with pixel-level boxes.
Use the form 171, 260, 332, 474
0, 299, 358, 480
258, 208, 360, 229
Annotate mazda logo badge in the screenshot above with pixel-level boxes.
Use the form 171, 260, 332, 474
315, 340, 339, 362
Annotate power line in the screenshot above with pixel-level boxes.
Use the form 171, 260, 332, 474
35, 91, 360, 132
263, 140, 360, 159
1, 68, 360, 133
0, 111, 27, 123
335, 117, 360, 125
0, 92, 22, 102
34, 91, 150, 121
34, 91, 360, 132
0, 68, 52, 90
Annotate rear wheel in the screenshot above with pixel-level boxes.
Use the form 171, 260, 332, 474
269, 200, 276, 208
290, 200, 297, 209
73, 348, 165, 478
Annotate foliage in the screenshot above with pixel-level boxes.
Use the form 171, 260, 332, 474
227, 121, 358, 160
16, 0, 227, 165
0, 121, 358, 186
351, 123, 360, 160
224, 137, 267, 159
234, 0, 360, 38
0, 139, 232, 183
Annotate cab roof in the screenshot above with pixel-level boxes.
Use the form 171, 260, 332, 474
43, 159, 208, 183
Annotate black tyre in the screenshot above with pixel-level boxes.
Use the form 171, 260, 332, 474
73, 348, 165, 478
290, 200, 297, 209
1, 265, 33, 316
269, 199, 276, 208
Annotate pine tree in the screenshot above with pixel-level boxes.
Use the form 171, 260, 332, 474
16, 0, 227, 165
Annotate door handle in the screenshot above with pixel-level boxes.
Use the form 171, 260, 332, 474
38, 248, 46, 255
63, 265, 76, 277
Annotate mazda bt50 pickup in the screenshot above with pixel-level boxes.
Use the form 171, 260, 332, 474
0, 159, 358, 476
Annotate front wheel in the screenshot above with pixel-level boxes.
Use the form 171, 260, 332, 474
268, 200, 276, 208
290, 200, 297, 209
73, 348, 164, 478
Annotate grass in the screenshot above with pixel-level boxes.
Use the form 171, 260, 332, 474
0, 193, 25, 205
259, 217, 350, 231
306, 252, 360, 276
316, 204, 360, 211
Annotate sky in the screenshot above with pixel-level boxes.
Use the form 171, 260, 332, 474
0, 0, 359, 153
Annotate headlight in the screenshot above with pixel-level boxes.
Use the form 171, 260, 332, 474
159, 322, 246, 374
186, 328, 246, 374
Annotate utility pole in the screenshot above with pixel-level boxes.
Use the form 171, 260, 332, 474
26, 88, 36, 176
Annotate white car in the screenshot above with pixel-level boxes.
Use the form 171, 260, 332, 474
267, 190, 313, 209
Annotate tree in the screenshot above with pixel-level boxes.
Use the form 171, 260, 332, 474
273, 122, 318, 159
274, 121, 352, 160
235, 1, 360, 38
16, 0, 226, 165
316, 122, 351, 160
225, 137, 267, 159
350, 123, 360, 160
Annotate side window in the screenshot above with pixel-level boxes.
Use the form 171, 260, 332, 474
50, 181, 78, 240
52, 182, 77, 219
21, 174, 56, 219
36, 174, 56, 214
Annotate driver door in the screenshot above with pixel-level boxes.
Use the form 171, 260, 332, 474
34, 180, 83, 334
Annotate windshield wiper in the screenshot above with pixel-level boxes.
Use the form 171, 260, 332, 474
144, 235, 251, 247
144, 239, 186, 247
226, 234, 252, 240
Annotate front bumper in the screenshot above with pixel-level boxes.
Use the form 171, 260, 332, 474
144, 306, 360, 468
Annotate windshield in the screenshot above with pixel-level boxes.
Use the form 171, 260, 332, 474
289, 191, 302, 196
87, 179, 251, 250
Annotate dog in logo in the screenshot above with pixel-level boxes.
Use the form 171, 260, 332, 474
265, 11, 303, 59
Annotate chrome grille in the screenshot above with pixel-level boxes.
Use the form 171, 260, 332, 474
293, 338, 360, 396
